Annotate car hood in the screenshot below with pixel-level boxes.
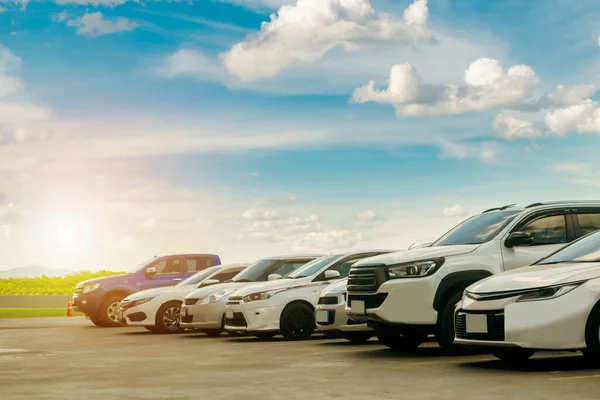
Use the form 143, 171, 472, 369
468, 262, 600, 293
229, 278, 298, 297
125, 285, 194, 301
185, 282, 248, 299
353, 244, 480, 267
320, 278, 348, 296
76, 273, 131, 287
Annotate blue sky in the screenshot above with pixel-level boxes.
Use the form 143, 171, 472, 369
1, 0, 600, 272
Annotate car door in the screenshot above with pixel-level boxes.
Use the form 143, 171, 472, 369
137, 256, 187, 290
501, 210, 574, 271
571, 208, 600, 238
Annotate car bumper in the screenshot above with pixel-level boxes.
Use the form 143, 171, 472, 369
180, 302, 225, 330
346, 276, 440, 326
119, 301, 158, 327
316, 302, 371, 333
223, 302, 282, 333
454, 286, 597, 350
72, 293, 101, 315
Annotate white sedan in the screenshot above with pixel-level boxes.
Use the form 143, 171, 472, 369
119, 263, 248, 333
454, 229, 600, 363
315, 278, 373, 343
224, 250, 394, 340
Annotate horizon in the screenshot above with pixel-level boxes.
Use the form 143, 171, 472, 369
2, 0, 600, 273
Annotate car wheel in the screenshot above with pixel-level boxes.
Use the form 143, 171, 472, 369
492, 348, 535, 364
98, 295, 125, 327
374, 323, 427, 351
155, 301, 184, 333
90, 315, 106, 327
583, 302, 600, 364
204, 329, 222, 337
280, 303, 316, 341
342, 332, 373, 344
254, 332, 276, 341
435, 291, 465, 353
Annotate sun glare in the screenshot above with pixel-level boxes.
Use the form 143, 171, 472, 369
55, 222, 80, 249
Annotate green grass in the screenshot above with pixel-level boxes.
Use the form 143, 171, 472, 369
0, 308, 85, 318
0, 270, 122, 295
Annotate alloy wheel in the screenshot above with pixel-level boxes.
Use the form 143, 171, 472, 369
162, 307, 181, 331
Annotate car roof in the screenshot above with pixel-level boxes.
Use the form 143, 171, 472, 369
264, 254, 325, 260
481, 200, 600, 214
217, 263, 250, 270
156, 253, 220, 258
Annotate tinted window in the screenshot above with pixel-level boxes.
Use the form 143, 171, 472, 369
154, 258, 184, 275
329, 255, 374, 278
232, 259, 277, 282
211, 269, 244, 283
176, 266, 222, 286
521, 215, 567, 245
185, 256, 214, 272
538, 230, 600, 264
577, 214, 600, 237
434, 210, 521, 246
288, 255, 342, 279
272, 262, 312, 277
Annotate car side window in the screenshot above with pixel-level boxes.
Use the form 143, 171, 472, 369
154, 258, 184, 275
211, 269, 243, 282
272, 262, 308, 277
185, 257, 214, 273
328, 257, 368, 278
521, 215, 567, 245
577, 214, 600, 237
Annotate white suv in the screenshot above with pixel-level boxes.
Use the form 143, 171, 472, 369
346, 201, 600, 352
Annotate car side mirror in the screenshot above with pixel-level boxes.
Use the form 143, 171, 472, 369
324, 270, 341, 280
200, 279, 220, 287
145, 267, 157, 278
505, 232, 535, 248
268, 274, 282, 281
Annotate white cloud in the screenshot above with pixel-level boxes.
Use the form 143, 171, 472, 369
552, 162, 591, 174
351, 58, 540, 117
141, 217, 157, 229
438, 140, 503, 164
443, 204, 468, 217
493, 114, 541, 140
291, 230, 363, 252
57, 0, 127, 5
67, 12, 137, 37
249, 171, 259, 177
544, 100, 600, 135
217, 0, 295, 9
221, 0, 435, 81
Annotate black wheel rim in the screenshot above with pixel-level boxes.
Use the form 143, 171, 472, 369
289, 309, 313, 337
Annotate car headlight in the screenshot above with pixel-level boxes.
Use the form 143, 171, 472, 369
516, 282, 583, 302
132, 297, 155, 307
243, 289, 286, 303
208, 289, 237, 304
82, 283, 100, 293
387, 258, 444, 279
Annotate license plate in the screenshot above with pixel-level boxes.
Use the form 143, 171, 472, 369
316, 310, 330, 323
351, 300, 365, 315
465, 314, 488, 333
225, 309, 234, 319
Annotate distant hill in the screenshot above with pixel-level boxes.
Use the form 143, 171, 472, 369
0, 266, 74, 279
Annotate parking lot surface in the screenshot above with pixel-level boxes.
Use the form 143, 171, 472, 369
1, 317, 600, 400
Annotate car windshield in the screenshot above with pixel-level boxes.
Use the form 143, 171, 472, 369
175, 266, 222, 286
231, 259, 278, 282
287, 255, 342, 279
538, 231, 600, 264
130, 257, 156, 273
433, 210, 522, 247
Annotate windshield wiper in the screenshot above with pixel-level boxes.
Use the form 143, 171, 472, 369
233, 279, 252, 283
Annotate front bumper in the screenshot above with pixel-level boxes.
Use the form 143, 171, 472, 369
223, 301, 282, 333
119, 299, 158, 327
72, 292, 101, 315
316, 296, 370, 333
453, 286, 598, 350
180, 301, 225, 330
346, 275, 441, 326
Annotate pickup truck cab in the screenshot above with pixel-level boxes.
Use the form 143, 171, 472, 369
72, 253, 221, 327
346, 201, 600, 352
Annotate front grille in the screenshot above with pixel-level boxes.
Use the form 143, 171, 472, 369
225, 312, 247, 327
227, 296, 243, 306
348, 269, 378, 292
318, 296, 339, 305
455, 310, 505, 341
127, 312, 147, 322
347, 294, 388, 309
184, 298, 199, 306
181, 316, 193, 323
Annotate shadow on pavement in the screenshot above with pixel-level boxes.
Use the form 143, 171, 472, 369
459, 354, 600, 373
353, 345, 490, 359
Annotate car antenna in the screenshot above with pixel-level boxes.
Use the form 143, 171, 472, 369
408, 242, 415, 250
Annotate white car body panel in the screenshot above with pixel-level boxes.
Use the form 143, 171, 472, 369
455, 263, 600, 350
315, 278, 371, 334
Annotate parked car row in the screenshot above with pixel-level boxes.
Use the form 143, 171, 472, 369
73, 200, 600, 365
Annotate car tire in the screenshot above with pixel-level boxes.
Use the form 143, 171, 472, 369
204, 329, 222, 337
280, 303, 316, 341
491, 348, 535, 364
155, 301, 184, 333
254, 332, 276, 341
145, 326, 163, 333
90, 315, 106, 327
227, 331, 246, 337
374, 323, 427, 351
583, 302, 600, 364
435, 291, 465, 353
343, 332, 373, 344
98, 295, 125, 327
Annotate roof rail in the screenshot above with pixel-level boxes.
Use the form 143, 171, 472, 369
525, 200, 600, 208
482, 204, 517, 213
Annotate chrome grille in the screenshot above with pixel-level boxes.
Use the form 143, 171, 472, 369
348, 269, 378, 292
455, 310, 505, 342
227, 296, 242, 306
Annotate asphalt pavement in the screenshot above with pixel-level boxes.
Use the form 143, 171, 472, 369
1, 317, 599, 400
